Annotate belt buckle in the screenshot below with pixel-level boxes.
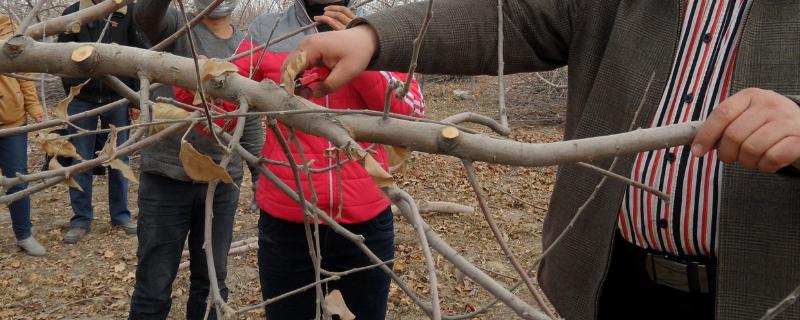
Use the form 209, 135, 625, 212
645, 254, 709, 294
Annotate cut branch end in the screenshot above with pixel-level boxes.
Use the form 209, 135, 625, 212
441, 126, 460, 140
67, 22, 82, 34
71, 45, 96, 63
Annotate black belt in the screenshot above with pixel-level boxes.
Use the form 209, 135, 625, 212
644, 252, 714, 294
621, 238, 716, 294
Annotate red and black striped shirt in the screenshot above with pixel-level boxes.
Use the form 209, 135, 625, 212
619, 0, 752, 257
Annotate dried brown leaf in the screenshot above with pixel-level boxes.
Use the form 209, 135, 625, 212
363, 153, 393, 188
192, 91, 202, 106
201, 60, 238, 81
53, 80, 89, 121
107, 159, 138, 184
280, 50, 307, 96
179, 141, 233, 183
48, 157, 83, 192
36, 132, 83, 159
384, 145, 409, 174
323, 290, 355, 320
150, 102, 190, 134
99, 125, 118, 159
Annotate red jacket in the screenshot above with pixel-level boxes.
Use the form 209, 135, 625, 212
233, 38, 425, 224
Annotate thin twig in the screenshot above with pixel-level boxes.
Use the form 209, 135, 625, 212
463, 160, 555, 319
533, 72, 656, 265
174, 0, 223, 148
267, 119, 324, 319
487, 185, 548, 211
387, 187, 443, 320
534, 72, 567, 89
392, 0, 433, 100
575, 161, 671, 202
199, 97, 250, 319
236, 252, 400, 314
14, 0, 44, 36
761, 285, 800, 320
496, 0, 509, 129
150, 0, 224, 51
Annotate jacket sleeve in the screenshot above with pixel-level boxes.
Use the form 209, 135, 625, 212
132, 0, 181, 46
356, 0, 573, 75
17, 75, 43, 120
350, 71, 425, 118
787, 94, 800, 172
788, 95, 800, 108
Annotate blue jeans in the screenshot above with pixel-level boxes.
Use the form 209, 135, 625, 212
258, 207, 395, 320
129, 173, 239, 320
67, 99, 131, 229
0, 132, 32, 240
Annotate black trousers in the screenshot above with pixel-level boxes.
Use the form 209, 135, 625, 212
258, 207, 395, 320
129, 173, 239, 320
598, 234, 715, 320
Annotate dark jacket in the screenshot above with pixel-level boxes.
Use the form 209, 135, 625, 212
361, 1, 800, 319
57, 1, 144, 104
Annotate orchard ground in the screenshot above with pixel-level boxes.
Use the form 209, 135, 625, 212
0, 70, 567, 319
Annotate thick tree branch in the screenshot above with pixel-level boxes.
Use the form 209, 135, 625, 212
0, 38, 701, 170
463, 160, 554, 319
25, 0, 131, 39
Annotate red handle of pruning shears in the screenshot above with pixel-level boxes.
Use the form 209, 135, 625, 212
297, 66, 331, 89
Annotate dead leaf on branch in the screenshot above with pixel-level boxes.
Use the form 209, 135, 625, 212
150, 102, 190, 134
201, 60, 238, 81
106, 159, 138, 184
384, 145, 409, 174
53, 80, 89, 121
363, 153, 394, 188
192, 91, 203, 106
48, 157, 83, 192
323, 290, 355, 320
280, 50, 307, 96
179, 141, 233, 183
99, 125, 118, 160
35, 132, 83, 160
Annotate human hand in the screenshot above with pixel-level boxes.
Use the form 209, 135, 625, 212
129, 108, 141, 121
692, 88, 800, 172
281, 24, 378, 97
313, 5, 356, 31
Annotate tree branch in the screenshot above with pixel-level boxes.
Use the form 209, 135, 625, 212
25, 0, 130, 39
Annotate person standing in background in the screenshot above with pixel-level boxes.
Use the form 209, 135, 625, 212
0, 15, 46, 256
129, 0, 264, 318
56, 0, 143, 244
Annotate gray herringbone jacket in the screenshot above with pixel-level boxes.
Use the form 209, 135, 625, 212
361, 1, 800, 319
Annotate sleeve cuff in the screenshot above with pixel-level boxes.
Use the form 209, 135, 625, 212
786, 95, 800, 171
347, 13, 416, 71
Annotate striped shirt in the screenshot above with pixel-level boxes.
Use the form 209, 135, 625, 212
618, 0, 752, 257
